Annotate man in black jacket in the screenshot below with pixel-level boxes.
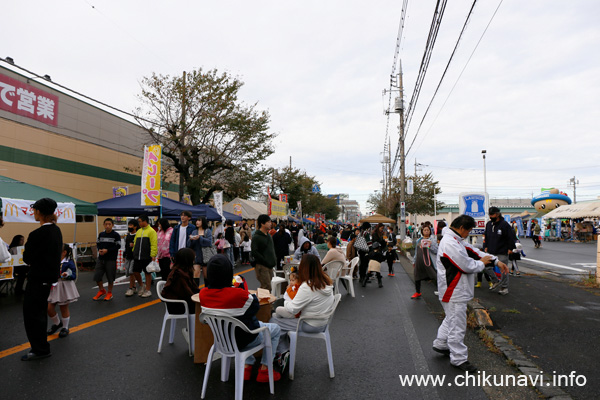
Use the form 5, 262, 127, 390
21, 198, 63, 361
483, 207, 516, 295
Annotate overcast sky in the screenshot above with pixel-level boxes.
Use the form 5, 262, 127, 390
3, 0, 599, 213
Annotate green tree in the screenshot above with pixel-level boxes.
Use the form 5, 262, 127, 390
368, 173, 444, 217
134, 68, 275, 204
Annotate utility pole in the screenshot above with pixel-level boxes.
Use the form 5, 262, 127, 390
397, 63, 406, 241
179, 71, 187, 201
569, 176, 579, 203
388, 137, 392, 219
290, 156, 292, 170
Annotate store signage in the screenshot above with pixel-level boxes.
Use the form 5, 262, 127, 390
0, 72, 59, 126
1, 197, 75, 224
141, 145, 162, 206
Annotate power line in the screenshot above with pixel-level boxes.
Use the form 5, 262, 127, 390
405, 0, 478, 159
391, 0, 448, 177
410, 0, 504, 158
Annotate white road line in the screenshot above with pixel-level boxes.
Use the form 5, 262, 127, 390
524, 258, 587, 272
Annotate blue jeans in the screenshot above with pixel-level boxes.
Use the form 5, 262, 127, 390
242, 321, 281, 366
224, 247, 234, 267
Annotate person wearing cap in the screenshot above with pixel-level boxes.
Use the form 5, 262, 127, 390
483, 207, 516, 296
21, 198, 63, 361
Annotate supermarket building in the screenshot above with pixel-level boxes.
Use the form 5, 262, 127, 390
0, 63, 178, 243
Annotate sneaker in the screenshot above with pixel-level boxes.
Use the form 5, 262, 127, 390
390, 273, 395, 277
454, 361, 477, 372
58, 328, 69, 338
104, 292, 113, 301
432, 346, 450, 356
47, 322, 63, 335
138, 287, 146, 297
509, 272, 514, 276
256, 367, 281, 383
498, 288, 509, 295
279, 351, 290, 373
388, 273, 392, 277
515, 272, 521, 276
489, 282, 501, 291
411, 292, 422, 299
244, 364, 253, 381
92, 289, 107, 301
141, 290, 152, 298
488, 282, 494, 289
475, 282, 482, 288
125, 287, 136, 297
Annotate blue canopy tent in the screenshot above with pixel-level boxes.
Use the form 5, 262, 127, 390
95, 193, 204, 218
195, 204, 242, 221
95, 193, 242, 221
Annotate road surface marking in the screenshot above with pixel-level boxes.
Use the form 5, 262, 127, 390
524, 258, 586, 272
0, 266, 255, 360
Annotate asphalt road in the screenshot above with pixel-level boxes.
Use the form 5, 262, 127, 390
516, 238, 597, 279
0, 259, 542, 400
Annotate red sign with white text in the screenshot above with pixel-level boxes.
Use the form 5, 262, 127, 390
0, 73, 59, 126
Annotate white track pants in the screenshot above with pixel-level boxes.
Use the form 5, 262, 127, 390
433, 301, 468, 366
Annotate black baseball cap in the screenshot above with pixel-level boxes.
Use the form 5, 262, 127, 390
31, 198, 57, 215
488, 206, 500, 215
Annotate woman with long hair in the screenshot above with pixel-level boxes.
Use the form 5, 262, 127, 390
411, 225, 438, 299
160, 248, 199, 314
156, 218, 173, 280
189, 216, 214, 284
270, 254, 335, 370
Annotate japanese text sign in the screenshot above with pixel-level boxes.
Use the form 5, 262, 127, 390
1, 198, 75, 224
269, 199, 287, 217
0, 73, 59, 126
141, 145, 162, 206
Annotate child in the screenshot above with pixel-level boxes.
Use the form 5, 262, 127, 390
412, 225, 438, 299
93, 218, 122, 301
386, 243, 399, 277
241, 235, 252, 265
47, 244, 80, 338
124, 219, 143, 297
363, 241, 385, 288
275, 272, 301, 318
215, 233, 225, 254
509, 242, 523, 276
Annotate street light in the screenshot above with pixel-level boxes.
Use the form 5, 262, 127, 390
482, 150, 488, 221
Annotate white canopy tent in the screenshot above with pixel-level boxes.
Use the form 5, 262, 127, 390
543, 200, 600, 219
223, 198, 267, 220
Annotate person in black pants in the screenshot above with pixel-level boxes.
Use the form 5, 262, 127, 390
21, 198, 63, 361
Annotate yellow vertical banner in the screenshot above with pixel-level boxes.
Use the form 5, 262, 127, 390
141, 145, 162, 206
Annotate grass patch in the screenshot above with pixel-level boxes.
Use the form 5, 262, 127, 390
488, 306, 497, 312
501, 308, 521, 314
478, 329, 501, 355
579, 273, 599, 288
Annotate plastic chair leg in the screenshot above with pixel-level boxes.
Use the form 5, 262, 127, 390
188, 315, 195, 355
234, 355, 245, 400
221, 356, 231, 382
169, 318, 177, 344
265, 343, 275, 394
288, 332, 297, 380
201, 346, 215, 399
348, 278, 355, 298
157, 314, 168, 353
325, 331, 335, 378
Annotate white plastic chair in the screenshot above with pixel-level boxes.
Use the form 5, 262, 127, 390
339, 257, 359, 298
322, 261, 344, 295
156, 280, 195, 357
271, 264, 296, 298
200, 314, 275, 400
288, 293, 341, 380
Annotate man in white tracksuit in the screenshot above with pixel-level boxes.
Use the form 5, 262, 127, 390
432, 215, 508, 372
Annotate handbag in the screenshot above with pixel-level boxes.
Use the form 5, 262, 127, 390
146, 261, 161, 273
202, 245, 217, 264
354, 234, 369, 252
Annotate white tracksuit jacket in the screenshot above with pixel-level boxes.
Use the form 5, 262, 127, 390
436, 227, 498, 303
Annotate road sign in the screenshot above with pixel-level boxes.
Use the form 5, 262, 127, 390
312, 184, 320, 193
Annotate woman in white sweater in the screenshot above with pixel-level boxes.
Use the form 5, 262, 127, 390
270, 254, 334, 356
